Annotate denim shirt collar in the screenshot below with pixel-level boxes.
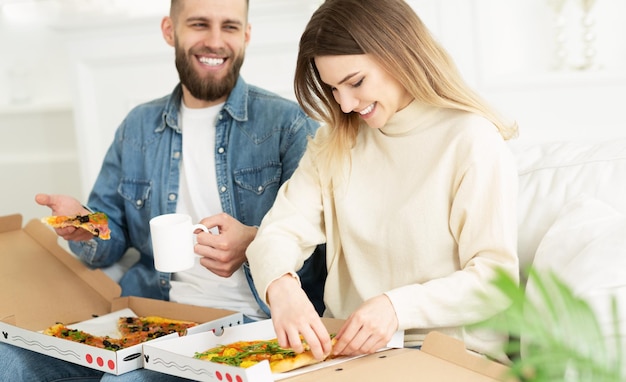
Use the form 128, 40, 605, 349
157, 77, 250, 134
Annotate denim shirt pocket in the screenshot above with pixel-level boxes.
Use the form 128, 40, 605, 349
117, 178, 152, 210
233, 163, 282, 224
233, 162, 282, 196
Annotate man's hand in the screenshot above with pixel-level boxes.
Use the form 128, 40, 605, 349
267, 274, 332, 360
194, 213, 257, 277
35, 193, 94, 241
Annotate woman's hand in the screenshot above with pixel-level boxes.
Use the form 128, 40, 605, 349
333, 294, 399, 356
267, 274, 332, 360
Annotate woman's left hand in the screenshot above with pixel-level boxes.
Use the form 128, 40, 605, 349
332, 294, 399, 356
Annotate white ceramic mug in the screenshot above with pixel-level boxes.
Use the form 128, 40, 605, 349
149, 213, 209, 272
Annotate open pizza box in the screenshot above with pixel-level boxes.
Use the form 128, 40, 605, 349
143, 318, 512, 382
143, 317, 404, 381
144, 317, 512, 382
0, 214, 244, 375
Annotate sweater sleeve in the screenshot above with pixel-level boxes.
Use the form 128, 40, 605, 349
246, 143, 327, 305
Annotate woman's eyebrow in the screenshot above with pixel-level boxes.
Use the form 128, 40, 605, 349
338, 72, 360, 85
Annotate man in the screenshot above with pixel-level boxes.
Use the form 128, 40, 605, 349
0, 0, 325, 380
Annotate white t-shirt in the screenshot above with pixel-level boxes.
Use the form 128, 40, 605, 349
169, 102, 268, 321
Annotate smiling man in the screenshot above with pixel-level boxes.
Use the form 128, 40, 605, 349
0, 0, 326, 381
167, 0, 249, 107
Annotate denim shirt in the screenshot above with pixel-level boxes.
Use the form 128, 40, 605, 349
69, 78, 326, 316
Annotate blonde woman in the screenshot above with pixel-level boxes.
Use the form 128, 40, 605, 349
247, 0, 519, 362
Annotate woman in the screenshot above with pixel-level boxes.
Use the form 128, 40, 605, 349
246, 0, 519, 362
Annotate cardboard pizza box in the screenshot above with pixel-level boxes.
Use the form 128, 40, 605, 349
142, 317, 405, 381
0, 214, 243, 375
284, 331, 514, 382
145, 320, 512, 382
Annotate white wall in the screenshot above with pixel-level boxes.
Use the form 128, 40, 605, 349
0, 16, 79, 224
0, 0, 625, 223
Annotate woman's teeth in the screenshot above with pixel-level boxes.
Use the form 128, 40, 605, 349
359, 103, 375, 115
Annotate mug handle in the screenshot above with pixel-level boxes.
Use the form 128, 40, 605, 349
191, 224, 210, 234
190, 224, 211, 258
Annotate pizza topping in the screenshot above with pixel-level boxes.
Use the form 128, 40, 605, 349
197, 340, 298, 367
44, 324, 127, 351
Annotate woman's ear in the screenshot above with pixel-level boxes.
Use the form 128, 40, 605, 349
161, 16, 175, 47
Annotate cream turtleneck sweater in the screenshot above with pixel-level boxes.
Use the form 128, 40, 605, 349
247, 101, 519, 358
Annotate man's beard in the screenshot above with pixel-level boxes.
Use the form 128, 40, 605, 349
175, 43, 244, 102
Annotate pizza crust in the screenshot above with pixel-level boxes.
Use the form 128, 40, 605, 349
270, 350, 322, 373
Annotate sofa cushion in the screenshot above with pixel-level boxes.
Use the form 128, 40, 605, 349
527, 196, 626, 354
511, 139, 626, 272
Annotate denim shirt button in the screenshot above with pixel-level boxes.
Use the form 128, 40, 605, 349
160, 279, 167, 285
135, 199, 143, 207
218, 147, 225, 154
173, 151, 181, 159
220, 186, 227, 193
257, 186, 264, 192
168, 193, 177, 201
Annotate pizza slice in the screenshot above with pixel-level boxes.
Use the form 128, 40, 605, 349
41, 212, 111, 240
118, 316, 198, 338
44, 323, 127, 351
43, 316, 198, 350
194, 336, 337, 373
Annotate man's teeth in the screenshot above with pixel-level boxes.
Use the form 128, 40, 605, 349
199, 57, 225, 66
359, 103, 375, 115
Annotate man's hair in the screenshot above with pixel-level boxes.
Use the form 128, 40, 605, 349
170, 0, 249, 19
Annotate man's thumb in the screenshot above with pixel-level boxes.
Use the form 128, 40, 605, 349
35, 193, 52, 207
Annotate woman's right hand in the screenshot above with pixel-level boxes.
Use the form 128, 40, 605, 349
267, 274, 332, 360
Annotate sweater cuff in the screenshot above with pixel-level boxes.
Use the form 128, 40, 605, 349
384, 289, 412, 330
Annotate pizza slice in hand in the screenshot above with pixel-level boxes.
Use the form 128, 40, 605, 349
41, 212, 111, 240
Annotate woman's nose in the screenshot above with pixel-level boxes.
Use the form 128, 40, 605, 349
336, 91, 358, 114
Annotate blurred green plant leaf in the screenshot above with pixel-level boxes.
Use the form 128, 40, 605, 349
473, 268, 623, 381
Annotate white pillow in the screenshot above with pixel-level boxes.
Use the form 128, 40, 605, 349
528, 196, 626, 356
513, 139, 626, 272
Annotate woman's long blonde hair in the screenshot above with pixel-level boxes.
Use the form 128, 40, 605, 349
295, 0, 518, 174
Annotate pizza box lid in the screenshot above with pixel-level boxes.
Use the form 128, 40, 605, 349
0, 214, 245, 375
0, 214, 120, 329
142, 317, 405, 381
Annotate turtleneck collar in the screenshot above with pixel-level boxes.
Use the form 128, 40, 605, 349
378, 100, 442, 137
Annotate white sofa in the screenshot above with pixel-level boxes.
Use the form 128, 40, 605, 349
512, 138, 626, 275
511, 137, 626, 348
